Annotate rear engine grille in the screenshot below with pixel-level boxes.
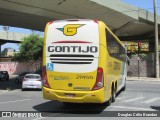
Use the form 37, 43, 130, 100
50, 54, 94, 64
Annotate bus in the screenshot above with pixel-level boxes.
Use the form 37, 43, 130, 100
42, 19, 127, 105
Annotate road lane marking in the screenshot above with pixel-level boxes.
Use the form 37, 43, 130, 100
116, 98, 122, 100
123, 97, 144, 102
142, 98, 160, 104
32, 113, 61, 120
0, 99, 30, 105
110, 106, 155, 111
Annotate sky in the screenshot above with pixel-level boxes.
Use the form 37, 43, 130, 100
122, 0, 160, 14
1, 0, 160, 51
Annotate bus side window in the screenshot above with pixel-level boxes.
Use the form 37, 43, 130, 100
105, 29, 126, 62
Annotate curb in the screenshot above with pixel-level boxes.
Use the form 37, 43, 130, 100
0, 90, 8, 94
127, 77, 160, 82
0, 89, 19, 94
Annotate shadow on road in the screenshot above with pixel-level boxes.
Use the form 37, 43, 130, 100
150, 106, 160, 111
33, 100, 108, 116
0, 77, 21, 90
32, 87, 126, 116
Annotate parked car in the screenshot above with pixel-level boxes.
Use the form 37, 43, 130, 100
0, 71, 9, 81
34, 69, 42, 76
22, 74, 42, 90
15, 72, 31, 84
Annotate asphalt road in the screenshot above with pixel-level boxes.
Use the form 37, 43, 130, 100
0, 80, 160, 120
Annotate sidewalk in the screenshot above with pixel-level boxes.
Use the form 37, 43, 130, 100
127, 77, 160, 81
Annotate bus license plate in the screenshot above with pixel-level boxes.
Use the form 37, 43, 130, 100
65, 94, 75, 98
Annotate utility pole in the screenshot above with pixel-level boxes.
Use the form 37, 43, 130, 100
154, 0, 159, 78
138, 42, 141, 78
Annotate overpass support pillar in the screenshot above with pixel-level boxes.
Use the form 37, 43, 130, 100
149, 41, 154, 52
149, 41, 160, 77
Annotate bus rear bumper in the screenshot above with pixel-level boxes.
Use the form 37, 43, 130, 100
43, 87, 106, 103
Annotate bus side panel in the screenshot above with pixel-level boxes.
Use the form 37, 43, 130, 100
43, 22, 50, 67
98, 22, 111, 102
117, 61, 127, 91
104, 24, 127, 94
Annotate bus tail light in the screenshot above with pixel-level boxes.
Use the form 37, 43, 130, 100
92, 67, 104, 90
42, 66, 51, 88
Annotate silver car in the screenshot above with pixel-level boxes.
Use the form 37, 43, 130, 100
22, 74, 42, 90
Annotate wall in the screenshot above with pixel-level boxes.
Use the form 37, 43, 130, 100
0, 55, 158, 77
127, 53, 155, 77
0, 61, 41, 74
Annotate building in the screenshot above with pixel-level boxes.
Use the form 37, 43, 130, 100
1, 47, 18, 57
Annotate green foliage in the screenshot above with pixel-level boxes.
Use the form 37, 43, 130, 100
1, 48, 8, 57
12, 34, 43, 62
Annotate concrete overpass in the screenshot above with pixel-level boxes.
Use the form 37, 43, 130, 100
0, 31, 29, 54
0, 0, 159, 41
0, 0, 160, 77
0, 31, 28, 44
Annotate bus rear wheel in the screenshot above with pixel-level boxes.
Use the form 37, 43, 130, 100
111, 86, 116, 103
105, 86, 116, 106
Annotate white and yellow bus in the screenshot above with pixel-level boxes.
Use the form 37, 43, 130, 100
42, 19, 127, 105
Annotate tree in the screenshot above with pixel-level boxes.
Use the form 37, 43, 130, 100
1, 48, 8, 57
12, 34, 43, 62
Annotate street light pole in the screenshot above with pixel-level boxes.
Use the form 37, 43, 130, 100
154, 0, 159, 78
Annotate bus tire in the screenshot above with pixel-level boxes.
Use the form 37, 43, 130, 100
111, 87, 116, 103
104, 98, 111, 106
